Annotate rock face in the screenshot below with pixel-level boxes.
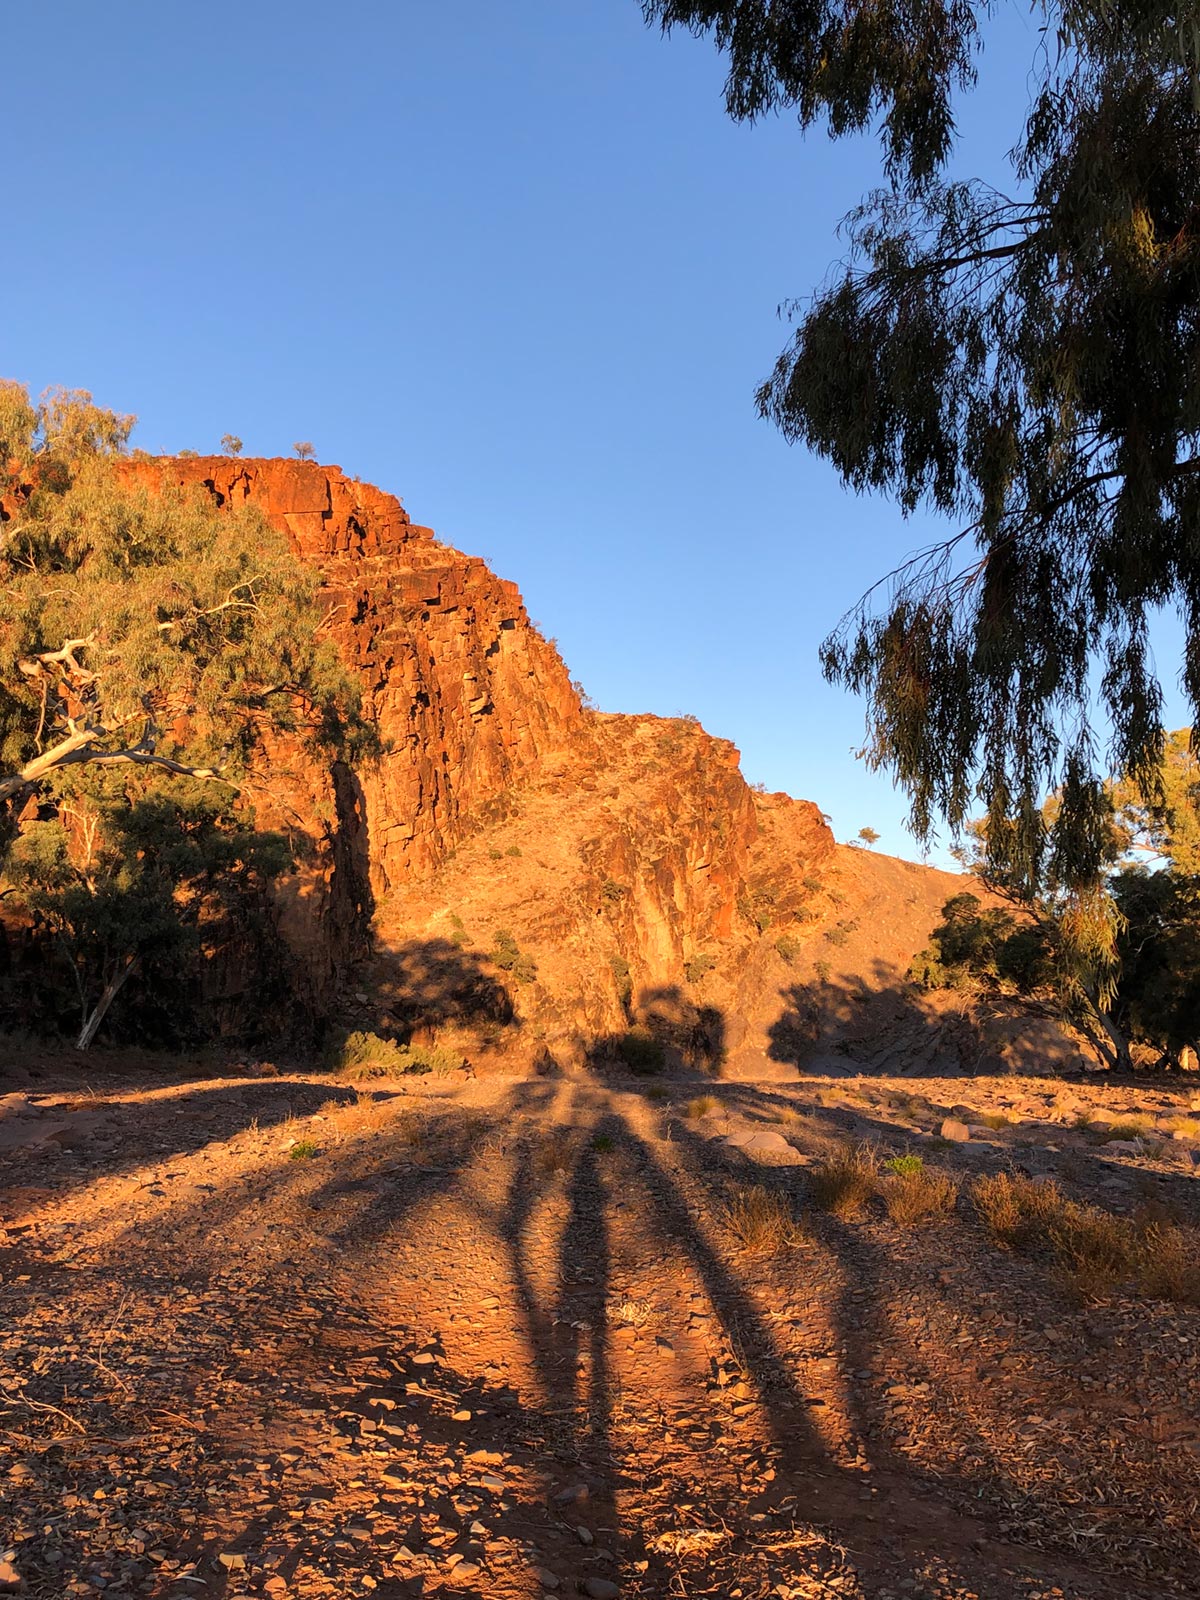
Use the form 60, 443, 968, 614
119, 457, 1077, 1078
119, 457, 838, 1059
129, 458, 583, 888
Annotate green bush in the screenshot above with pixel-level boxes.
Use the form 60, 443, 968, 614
491, 929, 538, 984
684, 952, 717, 984
774, 934, 800, 963
883, 1153, 925, 1176
288, 1139, 319, 1161
600, 878, 627, 903
331, 1030, 464, 1078
609, 955, 632, 1008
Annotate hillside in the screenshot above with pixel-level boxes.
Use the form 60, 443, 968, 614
112, 455, 1089, 1077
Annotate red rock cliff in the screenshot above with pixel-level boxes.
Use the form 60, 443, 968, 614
126, 458, 836, 1059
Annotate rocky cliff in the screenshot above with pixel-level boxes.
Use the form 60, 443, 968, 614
120, 458, 1058, 1078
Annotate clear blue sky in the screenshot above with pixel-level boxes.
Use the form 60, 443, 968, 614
5, 2, 1187, 862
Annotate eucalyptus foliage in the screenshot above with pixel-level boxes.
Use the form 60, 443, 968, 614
644, 2, 1200, 888
0, 381, 363, 809
9, 783, 293, 1048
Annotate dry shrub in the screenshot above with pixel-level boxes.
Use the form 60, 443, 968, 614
1048, 1203, 1135, 1300
726, 1185, 808, 1254
883, 1164, 957, 1226
685, 1095, 717, 1119
1107, 1120, 1152, 1145
972, 1171, 1064, 1250
809, 1143, 878, 1218
971, 1171, 1200, 1304
1138, 1223, 1200, 1305
612, 1296, 653, 1327
534, 1134, 578, 1178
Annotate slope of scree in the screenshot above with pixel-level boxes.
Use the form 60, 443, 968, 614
127, 458, 1086, 1076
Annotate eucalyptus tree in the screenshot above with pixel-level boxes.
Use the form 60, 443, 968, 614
643, 3, 1200, 892
0, 381, 362, 812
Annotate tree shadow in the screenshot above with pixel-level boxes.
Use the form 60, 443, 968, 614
374, 937, 518, 1048
766, 960, 1092, 1080
583, 984, 725, 1077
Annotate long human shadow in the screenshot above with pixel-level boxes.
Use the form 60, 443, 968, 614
5, 1073, 1181, 1599
611, 1098, 1172, 1596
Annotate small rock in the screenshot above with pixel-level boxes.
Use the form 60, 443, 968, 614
576, 1525, 594, 1546
554, 1484, 589, 1504
940, 1118, 970, 1142
218, 1553, 247, 1572
0, 1560, 19, 1592
725, 1129, 802, 1164
655, 1337, 676, 1359
535, 1571, 560, 1591
583, 1581, 620, 1600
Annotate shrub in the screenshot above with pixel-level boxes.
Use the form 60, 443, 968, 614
883, 1153, 925, 1176
600, 878, 627, 903
1139, 1224, 1200, 1305
488, 847, 504, 860
972, 1172, 1132, 1298
809, 1144, 878, 1218
725, 1185, 808, 1254
506, 845, 522, 858
332, 1030, 464, 1078
491, 929, 537, 984
685, 1095, 717, 1118
882, 1164, 957, 1225
609, 955, 632, 1009
288, 1139, 319, 1161
685, 953, 717, 984
1104, 1117, 1152, 1142
774, 934, 800, 963
617, 1028, 666, 1075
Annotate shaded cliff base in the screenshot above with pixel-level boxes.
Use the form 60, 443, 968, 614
355, 821, 1096, 1084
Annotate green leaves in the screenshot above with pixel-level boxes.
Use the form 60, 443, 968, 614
647, 5, 1200, 891
0, 383, 368, 801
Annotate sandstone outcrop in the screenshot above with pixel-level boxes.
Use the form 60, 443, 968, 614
110, 457, 1074, 1078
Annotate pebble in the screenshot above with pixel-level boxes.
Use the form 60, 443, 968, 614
535, 1570, 560, 1590
583, 1580, 620, 1600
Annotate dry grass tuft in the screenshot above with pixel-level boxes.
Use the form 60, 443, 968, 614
882, 1163, 957, 1226
808, 1143, 878, 1218
972, 1170, 1200, 1304
685, 1095, 718, 1119
611, 1296, 653, 1327
975, 1110, 1012, 1131
1139, 1223, 1200, 1304
534, 1135, 578, 1178
725, 1185, 808, 1254
1104, 1116, 1152, 1142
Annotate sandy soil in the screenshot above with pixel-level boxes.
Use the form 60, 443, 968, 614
1, 1061, 1199, 1600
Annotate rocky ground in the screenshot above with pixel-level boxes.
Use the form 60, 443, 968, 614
1, 1059, 1200, 1600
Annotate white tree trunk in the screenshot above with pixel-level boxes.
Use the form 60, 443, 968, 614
76, 955, 137, 1050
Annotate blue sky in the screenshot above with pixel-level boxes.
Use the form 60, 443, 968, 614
6, 2, 1188, 862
